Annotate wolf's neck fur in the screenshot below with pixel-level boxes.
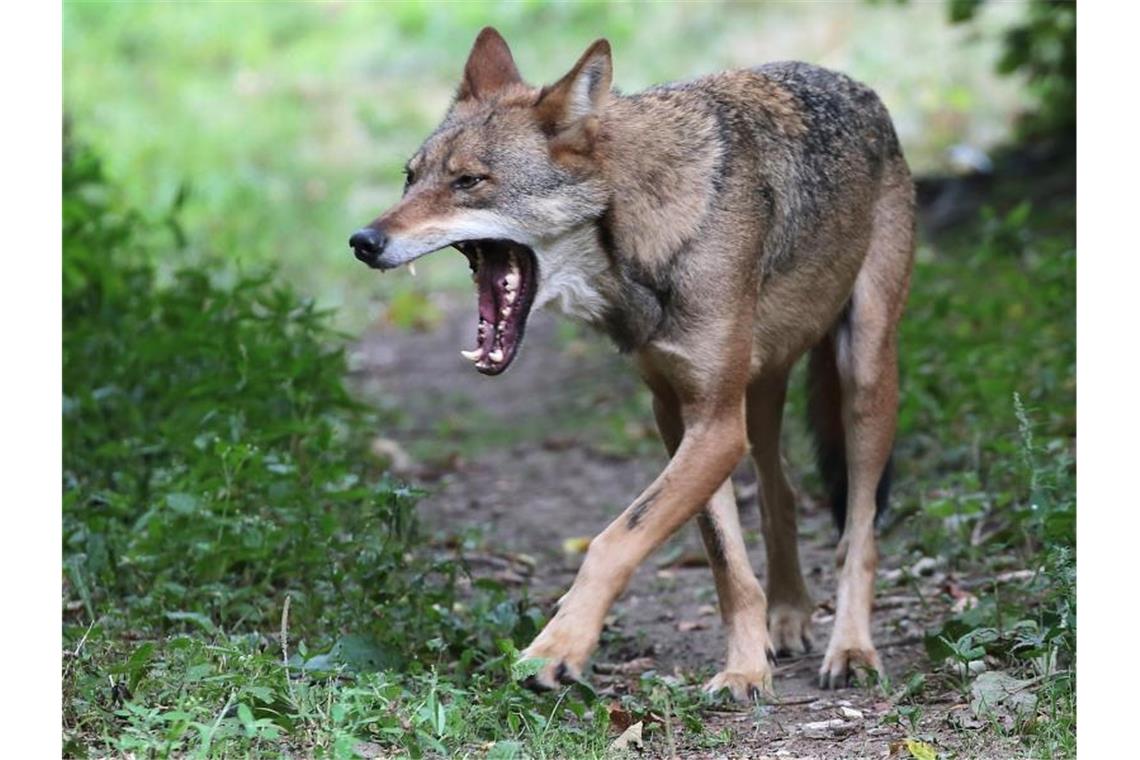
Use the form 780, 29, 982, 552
533, 218, 667, 354
534, 90, 720, 352
532, 224, 610, 323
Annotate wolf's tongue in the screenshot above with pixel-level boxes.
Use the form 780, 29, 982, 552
476, 253, 503, 339
462, 241, 531, 374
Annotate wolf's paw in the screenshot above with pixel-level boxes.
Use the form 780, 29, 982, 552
704, 668, 774, 703
519, 656, 585, 691
768, 603, 815, 658
817, 638, 882, 690
518, 629, 591, 692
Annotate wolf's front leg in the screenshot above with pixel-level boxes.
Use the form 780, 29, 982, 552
653, 393, 774, 701
521, 403, 748, 689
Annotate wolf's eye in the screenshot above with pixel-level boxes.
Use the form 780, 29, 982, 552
403, 168, 416, 187
453, 175, 485, 191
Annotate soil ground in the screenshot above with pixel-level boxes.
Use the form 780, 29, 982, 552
354, 294, 1020, 759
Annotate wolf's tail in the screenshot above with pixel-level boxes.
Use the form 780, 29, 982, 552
805, 334, 893, 532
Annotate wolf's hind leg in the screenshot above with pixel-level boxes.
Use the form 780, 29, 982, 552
696, 481, 776, 700
652, 392, 774, 701
747, 373, 816, 658
819, 166, 913, 689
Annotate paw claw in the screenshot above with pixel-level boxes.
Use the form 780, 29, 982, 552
704, 670, 774, 703
817, 643, 882, 690
768, 603, 815, 659
519, 653, 584, 693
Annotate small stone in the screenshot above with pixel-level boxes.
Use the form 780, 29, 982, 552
838, 706, 864, 720
910, 556, 942, 576
800, 718, 855, 739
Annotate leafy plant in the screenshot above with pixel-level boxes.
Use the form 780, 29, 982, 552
62, 140, 557, 757
949, 0, 1075, 138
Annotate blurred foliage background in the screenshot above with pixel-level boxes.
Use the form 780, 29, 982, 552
65, 0, 1041, 328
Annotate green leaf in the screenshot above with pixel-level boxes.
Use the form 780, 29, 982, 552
510, 656, 545, 682
164, 492, 199, 514
164, 611, 216, 633
486, 741, 523, 759
237, 703, 256, 736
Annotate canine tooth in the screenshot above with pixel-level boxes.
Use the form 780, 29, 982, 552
408, 262, 417, 277
487, 348, 504, 363
500, 305, 512, 318
460, 348, 483, 361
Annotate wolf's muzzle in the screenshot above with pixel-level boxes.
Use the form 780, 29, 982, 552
349, 227, 389, 268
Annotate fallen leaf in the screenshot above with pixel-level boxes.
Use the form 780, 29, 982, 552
541, 436, 577, 451
673, 551, 709, 568
562, 536, 592, 555
606, 702, 635, 732
676, 619, 708, 633
905, 738, 938, 760
609, 720, 643, 752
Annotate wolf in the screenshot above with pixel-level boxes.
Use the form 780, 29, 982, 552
349, 27, 914, 699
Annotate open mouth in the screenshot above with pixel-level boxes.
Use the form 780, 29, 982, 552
452, 240, 538, 375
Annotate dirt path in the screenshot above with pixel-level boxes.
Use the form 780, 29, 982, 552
354, 294, 1015, 759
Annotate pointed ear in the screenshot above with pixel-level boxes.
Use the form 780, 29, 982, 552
535, 39, 612, 133
458, 27, 522, 101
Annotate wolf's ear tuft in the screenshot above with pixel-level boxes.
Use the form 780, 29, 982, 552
458, 27, 522, 101
536, 39, 613, 133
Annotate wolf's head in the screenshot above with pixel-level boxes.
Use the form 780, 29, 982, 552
349, 28, 614, 375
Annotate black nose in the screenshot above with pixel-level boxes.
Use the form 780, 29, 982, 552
349, 227, 387, 267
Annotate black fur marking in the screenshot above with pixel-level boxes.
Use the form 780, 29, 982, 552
595, 210, 670, 353
596, 207, 619, 263
837, 296, 853, 330
814, 445, 894, 532
875, 452, 894, 524
626, 484, 662, 529
806, 330, 893, 533
696, 512, 728, 568
584, 62, 600, 96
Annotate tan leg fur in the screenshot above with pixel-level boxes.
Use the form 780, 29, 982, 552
746, 374, 816, 658
653, 390, 775, 701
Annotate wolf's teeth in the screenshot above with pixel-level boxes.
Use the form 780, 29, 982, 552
487, 348, 504, 363
460, 348, 483, 362
500, 305, 512, 318
407, 262, 417, 277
